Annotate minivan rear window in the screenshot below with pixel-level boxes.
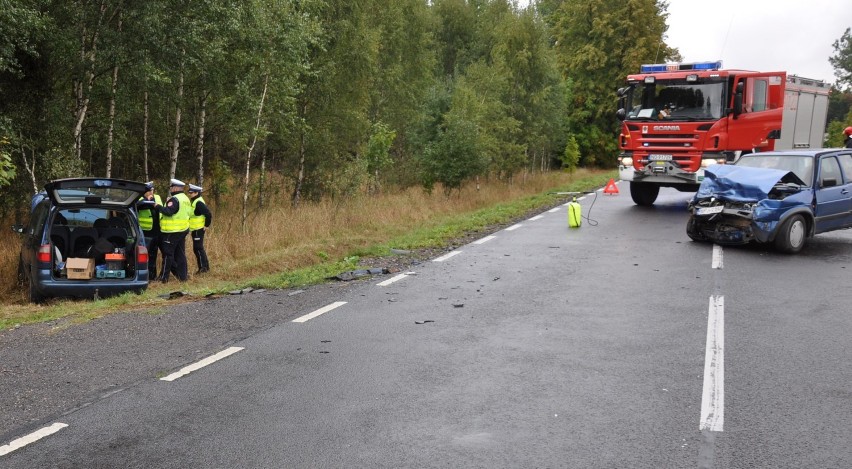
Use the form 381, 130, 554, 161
52, 186, 138, 205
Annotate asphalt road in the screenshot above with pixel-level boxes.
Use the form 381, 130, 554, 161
2, 182, 851, 468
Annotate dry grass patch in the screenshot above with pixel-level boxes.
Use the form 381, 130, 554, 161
1, 168, 613, 327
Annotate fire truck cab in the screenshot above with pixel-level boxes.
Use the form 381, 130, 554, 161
616, 61, 795, 206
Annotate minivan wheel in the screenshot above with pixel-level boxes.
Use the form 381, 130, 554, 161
774, 214, 806, 254
17, 259, 26, 287
21, 264, 43, 304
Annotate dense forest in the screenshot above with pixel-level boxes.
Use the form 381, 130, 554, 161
0, 0, 849, 221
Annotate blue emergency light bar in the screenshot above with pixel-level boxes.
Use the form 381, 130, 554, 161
639, 61, 722, 73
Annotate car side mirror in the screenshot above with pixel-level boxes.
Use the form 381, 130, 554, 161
733, 82, 744, 118
821, 178, 837, 188
11, 224, 24, 234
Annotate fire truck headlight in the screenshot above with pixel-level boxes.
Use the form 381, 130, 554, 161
701, 158, 725, 168
620, 157, 633, 167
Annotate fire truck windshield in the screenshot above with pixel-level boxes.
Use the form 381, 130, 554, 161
625, 79, 726, 122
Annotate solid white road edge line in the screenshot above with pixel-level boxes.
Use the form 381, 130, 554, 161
473, 235, 496, 245
547, 207, 561, 213
700, 295, 725, 432
712, 245, 724, 269
292, 301, 347, 323
160, 347, 245, 382
0, 422, 68, 456
578, 196, 587, 201
505, 224, 523, 231
528, 215, 544, 221
432, 250, 462, 262
377, 273, 408, 286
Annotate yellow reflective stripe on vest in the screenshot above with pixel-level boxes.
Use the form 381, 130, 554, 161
189, 196, 206, 230
161, 193, 191, 233
138, 194, 162, 231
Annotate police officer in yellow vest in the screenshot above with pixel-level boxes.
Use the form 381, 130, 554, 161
136, 181, 163, 278
188, 184, 211, 274
156, 178, 192, 282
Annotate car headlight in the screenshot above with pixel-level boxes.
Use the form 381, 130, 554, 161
620, 157, 633, 166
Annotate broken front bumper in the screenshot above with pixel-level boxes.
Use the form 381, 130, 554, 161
686, 206, 777, 245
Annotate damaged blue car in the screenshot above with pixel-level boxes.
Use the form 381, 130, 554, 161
686, 149, 852, 253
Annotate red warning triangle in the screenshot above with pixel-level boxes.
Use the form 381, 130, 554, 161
603, 178, 619, 195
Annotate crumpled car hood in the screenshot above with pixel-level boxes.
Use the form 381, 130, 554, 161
696, 165, 807, 202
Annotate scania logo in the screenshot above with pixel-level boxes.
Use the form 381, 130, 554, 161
654, 125, 680, 131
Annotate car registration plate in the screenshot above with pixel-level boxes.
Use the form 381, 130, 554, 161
696, 205, 724, 216
648, 154, 673, 161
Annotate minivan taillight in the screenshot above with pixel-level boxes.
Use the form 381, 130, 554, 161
37, 244, 52, 263
137, 245, 149, 265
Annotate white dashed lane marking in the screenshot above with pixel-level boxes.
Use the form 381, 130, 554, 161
712, 245, 723, 269
547, 207, 561, 213
505, 224, 523, 231
0, 423, 68, 456
473, 235, 496, 245
528, 215, 544, 221
377, 273, 409, 287
433, 250, 462, 262
160, 347, 245, 381
700, 295, 725, 432
292, 301, 347, 323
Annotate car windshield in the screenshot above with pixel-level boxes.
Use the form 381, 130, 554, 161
625, 79, 726, 121
735, 155, 814, 187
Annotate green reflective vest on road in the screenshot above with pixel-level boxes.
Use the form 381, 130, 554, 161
138, 194, 162, 231
160, 192, 192, 233
189, 196, 206, 230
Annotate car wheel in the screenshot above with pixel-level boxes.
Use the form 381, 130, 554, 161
686, 217, 707, 242
774, 214, 806, 254
630, 182, 659, 206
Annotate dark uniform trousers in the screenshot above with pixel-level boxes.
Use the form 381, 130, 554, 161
143, 230, 162, 279
160, 230, 188, 282
192, 229, 210, 273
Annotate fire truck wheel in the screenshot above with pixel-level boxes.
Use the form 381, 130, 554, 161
629, 182, 659, 206
774, 214, 806, 254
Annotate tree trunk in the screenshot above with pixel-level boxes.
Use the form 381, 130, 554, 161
143, 90, 149, 181
169, 54, 185, 180
242, 72, 269, 231
196, 92, 207, 186
292, 102, 308, 209
259, 144, 266, 209
105, 63, 119, 177
18, 138, 38, 194
73, 2, 109, 163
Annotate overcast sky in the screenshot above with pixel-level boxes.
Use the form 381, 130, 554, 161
516, 0, 849, 85
664, 0, 849, 84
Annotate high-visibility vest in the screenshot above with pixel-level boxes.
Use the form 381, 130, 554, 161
189, 196, 207, 230
138, 194, 162, 231
160, 192, 192, 233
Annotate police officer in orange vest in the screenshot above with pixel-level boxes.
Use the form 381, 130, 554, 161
188, 184, 211, 274
156, 179, 191, 282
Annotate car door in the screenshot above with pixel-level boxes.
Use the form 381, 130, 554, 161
836, 152, 852, 228
813, 155, 852, 233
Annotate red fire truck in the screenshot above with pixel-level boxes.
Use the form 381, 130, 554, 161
616, 61, 829, 205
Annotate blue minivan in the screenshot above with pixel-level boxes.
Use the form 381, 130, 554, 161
13, 178, 150, 302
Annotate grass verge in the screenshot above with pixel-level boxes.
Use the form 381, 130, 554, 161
0, 169, 615, 330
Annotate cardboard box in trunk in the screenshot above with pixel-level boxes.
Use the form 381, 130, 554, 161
67, 258, 95, 279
